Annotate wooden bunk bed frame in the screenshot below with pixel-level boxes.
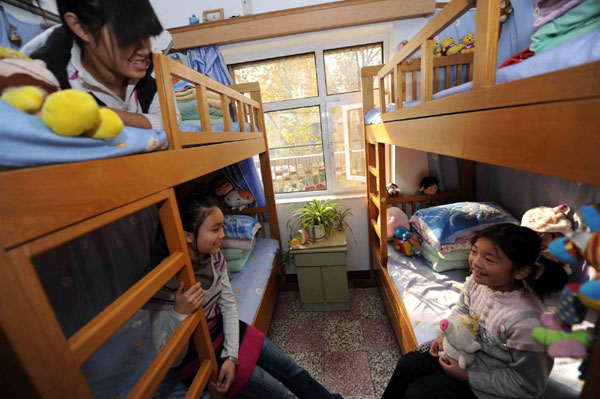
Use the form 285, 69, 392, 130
0, 54, 281, 398
361, 0, 600, 397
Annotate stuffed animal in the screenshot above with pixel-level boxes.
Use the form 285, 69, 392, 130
432, 39, 442, 57
386, 182, 402, 197
531, 204, 600, 378
0, 46, 123, 140
224, 189, 254, 211
439, 314, 481, 370
214, 178, 234, 197
458, 33, 475, 54
418, 176, 439, 195
440, 37, 460, 56
386, 206, 409, 239
393, 226, 421, 257
499, 0, 513, 24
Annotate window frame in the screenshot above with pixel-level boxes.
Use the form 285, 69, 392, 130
227, 33, 388, 199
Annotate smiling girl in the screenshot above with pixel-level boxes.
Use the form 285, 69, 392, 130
31, 0, 169, 130
383, 223, 567, 399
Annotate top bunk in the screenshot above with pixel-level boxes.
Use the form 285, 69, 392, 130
0, 54, 275, 251
361, 0, 600, 187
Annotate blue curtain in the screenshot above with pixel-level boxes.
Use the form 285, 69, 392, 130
187, 45, 266, 210
0, 8, 43, 50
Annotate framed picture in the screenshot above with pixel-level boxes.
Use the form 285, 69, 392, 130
203, 8, 224, 23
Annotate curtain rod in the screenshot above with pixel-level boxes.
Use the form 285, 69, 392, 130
1, 0, 60, 23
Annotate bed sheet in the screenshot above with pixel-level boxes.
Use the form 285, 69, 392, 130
80, 238, 278, 398
365, 28, 600, 125
385, 244, 582, 398
229, 237, 280, 324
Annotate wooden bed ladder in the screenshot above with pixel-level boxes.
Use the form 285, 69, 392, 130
0, 189, 220, 398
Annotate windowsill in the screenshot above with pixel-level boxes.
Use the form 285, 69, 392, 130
275, 191, 366, 205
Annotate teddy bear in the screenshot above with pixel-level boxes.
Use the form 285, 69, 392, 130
432, 39, 442, 57
224, 189, 255, 211
531, 204, 599, 377
439, 313, 481, 370
440, 37, 460, 56
458, 33, 475, 54
0, 46, 123, 140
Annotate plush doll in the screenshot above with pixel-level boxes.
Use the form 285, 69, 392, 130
418, 176, 439, 195
458, 33, 475, 54
432, 39, 442, 57
393, 226, 421, 257
531, 204, 600, 376
439, 314, 481, 370
224, 189, 254, 211
0, 46, 123, 140
521, 204, 574, 273
386, 182, 402, 197
440, 37, 460, 56
386, 206, 409, 239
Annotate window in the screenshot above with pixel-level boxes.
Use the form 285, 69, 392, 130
230, 42, 384, 195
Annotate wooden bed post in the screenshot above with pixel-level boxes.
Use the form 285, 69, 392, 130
473, 0, 500, 89
420, 40, 434, 103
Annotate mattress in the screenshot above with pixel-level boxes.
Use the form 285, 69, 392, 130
365, 28, 600, 125
385, 244, 583, 398
81, 237, 278, 398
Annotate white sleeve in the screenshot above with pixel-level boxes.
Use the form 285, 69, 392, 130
144, 90, 181, 131
217, 257, 240, 360
148, 306, 190, 367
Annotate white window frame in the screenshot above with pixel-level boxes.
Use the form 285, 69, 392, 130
225, 30, 389, 199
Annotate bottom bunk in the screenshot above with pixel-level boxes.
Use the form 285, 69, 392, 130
376, 245, 585, 398
80, 237, 279, 398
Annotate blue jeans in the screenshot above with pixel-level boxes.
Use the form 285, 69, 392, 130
235, 337, 341, 399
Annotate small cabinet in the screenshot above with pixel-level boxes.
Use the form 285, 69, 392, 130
290, 230, 349, 311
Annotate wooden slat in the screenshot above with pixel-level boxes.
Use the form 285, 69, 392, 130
196, 85, 212, 134
445, 66, 451, 89
411, 71, 417, 100
381, 61, 600, 123
378, 0, 474, 77
370, 218, 381, 238
2, 247, 93, 398
69, 252, 186, 366
0, 139, 266, 249
238, 101, 247, 132
379, 77, 387, 114
394, 65, 403, 109
128, 311, 204, 398
25, 191, 170, 257
421, 40, 434, 103
153, 53, 181, 150
168, 0, 435, 50
398, 53, 474, 72
434, 67, 440, 93
368, 166, 379, 178
473, 0, 500, 89
369, 98, 600, 186
361, 66, 378, 115
220, 94, 232, 132
186, 360, 214, 399
180, 132, 263, 146
369, 193, 381, 209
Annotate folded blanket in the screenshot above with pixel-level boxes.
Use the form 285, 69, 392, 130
534, 0, 583, 27
222, 237, 256, 251
223, 247, 253, 273
175, 87, 224, 109
420, 240, 470, 272
531, 0, 600, 53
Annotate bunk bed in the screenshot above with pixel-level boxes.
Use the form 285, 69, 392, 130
0, 53, 281, 398
361, 0, 600, 398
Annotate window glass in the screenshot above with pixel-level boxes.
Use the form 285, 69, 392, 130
324, 43, 383, 95
230, 53, 318, 103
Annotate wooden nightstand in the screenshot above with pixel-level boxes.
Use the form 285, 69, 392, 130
290, 229, 349, 311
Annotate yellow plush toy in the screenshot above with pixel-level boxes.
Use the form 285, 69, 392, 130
458, 33, 475, 54
0, 47, 123, 140
432, 39, 443, 57
440, 37, 460, 56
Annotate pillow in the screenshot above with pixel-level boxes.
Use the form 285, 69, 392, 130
223, 215, 261, 240
221, 237, 255, 251
410, 202, 518, 251
420, 241, 471, 272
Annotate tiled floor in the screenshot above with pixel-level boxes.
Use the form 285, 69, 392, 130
267, 286, 400, 399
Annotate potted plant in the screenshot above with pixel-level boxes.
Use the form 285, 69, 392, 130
287, 198, 352, 243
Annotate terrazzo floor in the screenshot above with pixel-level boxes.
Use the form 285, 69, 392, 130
267, 286, 401, 399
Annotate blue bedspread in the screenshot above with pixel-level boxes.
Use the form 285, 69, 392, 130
81, 237, 278, 398
365, 28, 600, 125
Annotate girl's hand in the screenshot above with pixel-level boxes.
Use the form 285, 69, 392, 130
439, 356, 469, 382
429, 333, 444, 357
211, 359, 236, 393
173, 281, 204, 315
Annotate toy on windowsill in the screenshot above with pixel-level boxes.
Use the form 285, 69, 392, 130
440, 37, 460, 56
458, 33, 475, 54
531, 204, 600, 379
386, 206, 409, 239
0, 46, 123, 140
393, 226, 421, 257
386, 182, 402, 197
439, 313, 481, 370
